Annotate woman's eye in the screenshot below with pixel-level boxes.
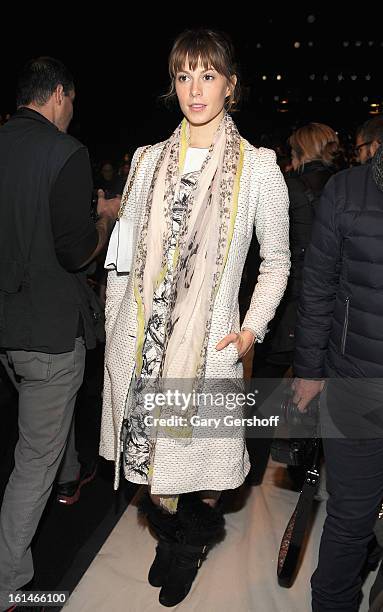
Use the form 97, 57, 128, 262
177, 74, 189, 82
204, 74, 215, 81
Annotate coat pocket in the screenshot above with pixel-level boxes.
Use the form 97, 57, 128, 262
225, 340, 240, 365
0, 260, 25, 332
340, 297, 350, 355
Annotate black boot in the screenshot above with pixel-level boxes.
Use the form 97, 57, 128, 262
138, 492, 178, 587
159, 493, 225, 607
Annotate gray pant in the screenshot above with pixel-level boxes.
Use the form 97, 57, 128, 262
0, 338, 85, 609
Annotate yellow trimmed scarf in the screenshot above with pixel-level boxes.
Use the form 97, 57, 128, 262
132, 113, 244, 511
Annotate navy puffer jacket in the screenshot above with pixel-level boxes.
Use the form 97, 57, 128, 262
294, 150, 383, 378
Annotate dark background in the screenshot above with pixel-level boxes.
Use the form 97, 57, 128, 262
1, 9, 382, 161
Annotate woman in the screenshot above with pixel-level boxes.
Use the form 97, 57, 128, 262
266, 122, 340, 366
248, 123, 341, 491
102, 29, 289, 607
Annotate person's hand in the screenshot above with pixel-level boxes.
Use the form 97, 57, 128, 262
291, 378, 325, 413
96, 189, 121, 220
216, 330, 255, 359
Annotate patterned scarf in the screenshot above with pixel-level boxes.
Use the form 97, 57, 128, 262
132, 113, 244, 510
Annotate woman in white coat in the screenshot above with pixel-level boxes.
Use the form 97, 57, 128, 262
102, 28, 290, 607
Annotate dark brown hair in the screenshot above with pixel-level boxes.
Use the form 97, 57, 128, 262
163, 29, 240, 111
17, 57, 74, 107
357, 115, 383, 144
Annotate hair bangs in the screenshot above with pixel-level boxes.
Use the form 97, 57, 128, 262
170, 36, 229, 79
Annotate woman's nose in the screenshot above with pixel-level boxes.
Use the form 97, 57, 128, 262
191, 80, 202, 97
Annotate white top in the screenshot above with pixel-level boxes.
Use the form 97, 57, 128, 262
105, 147, 209, 273
183, 147, 209, 174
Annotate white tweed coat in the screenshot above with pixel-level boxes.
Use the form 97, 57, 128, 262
100, 139, 290, 493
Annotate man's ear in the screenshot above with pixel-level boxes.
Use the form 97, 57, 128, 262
54, 84, 64, 105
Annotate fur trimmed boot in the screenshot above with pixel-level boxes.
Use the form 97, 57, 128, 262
158, 493, 225, 607
138, 492, 179, 587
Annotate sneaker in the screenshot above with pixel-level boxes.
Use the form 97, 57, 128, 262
56, 461, 97, 505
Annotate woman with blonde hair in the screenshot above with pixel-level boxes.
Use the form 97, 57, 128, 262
248, 122, 341, 491
290, 122, 340, 171
266, 122, 341, 367
102, 28, 290, 606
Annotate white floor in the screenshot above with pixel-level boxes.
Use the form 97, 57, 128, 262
64, 460, 378, 612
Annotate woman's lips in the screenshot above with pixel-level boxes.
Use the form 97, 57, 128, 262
190, 104, 206, 112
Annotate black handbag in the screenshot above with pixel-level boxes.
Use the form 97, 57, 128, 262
277, 438, 321, 587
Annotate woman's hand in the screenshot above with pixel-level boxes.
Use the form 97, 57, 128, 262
216, 330, 255, 359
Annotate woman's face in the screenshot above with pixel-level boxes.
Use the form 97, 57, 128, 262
175, 57, 234, 127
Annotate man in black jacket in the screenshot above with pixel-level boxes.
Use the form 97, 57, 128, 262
293, 145, 383, 611
0, 58, 120, 611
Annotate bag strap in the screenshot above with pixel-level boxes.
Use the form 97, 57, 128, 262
277, 439, 321, 587
117, 145, 151, 219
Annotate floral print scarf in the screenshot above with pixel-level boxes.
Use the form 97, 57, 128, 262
132, 113, 244, 510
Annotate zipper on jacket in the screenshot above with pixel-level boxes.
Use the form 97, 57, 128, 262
341, 297, 350, 355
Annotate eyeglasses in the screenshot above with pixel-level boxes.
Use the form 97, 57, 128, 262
354, 140, 373, 155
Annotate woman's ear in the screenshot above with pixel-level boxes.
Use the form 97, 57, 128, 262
226, 74, 237, 98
